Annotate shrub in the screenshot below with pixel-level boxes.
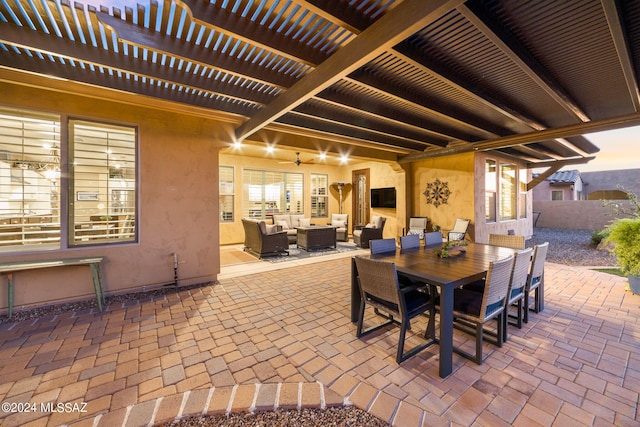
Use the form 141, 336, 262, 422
606, 218, 640, 277
590, 229, 609, 247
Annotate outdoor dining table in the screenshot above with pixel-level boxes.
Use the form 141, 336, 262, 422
351, 242, 517, 378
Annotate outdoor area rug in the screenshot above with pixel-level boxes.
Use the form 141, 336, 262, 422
220, 246, 262, 266
266, 241, 360, 263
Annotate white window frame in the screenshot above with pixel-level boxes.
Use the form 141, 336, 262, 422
242, 169, 304, 220
219, 165, 234, 223
310, 173, 328, 218
0, 106, 139, 253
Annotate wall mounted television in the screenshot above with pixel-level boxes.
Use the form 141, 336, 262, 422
370, 187, 396, 208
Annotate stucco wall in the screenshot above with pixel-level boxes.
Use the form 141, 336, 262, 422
0, 81, 221, 311
410, 153, 475, 239
355, 160, 405, 240
582, 169, 640, 198
533, 200, 633, 230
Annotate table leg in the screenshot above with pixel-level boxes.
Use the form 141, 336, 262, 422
351, 258, 361, 322
7, 273, 13, 319
439, 285, 453, 377
90, 263, 104, 312
538, 272, 544, 311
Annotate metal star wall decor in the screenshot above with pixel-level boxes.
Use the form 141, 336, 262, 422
423, 179, 451, 208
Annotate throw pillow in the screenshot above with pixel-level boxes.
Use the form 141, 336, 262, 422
299, 218, 311, 227
265, 224, 278, 234
331, 220, 346, 228
371, 215, 382, 229
277, 220, 290, 230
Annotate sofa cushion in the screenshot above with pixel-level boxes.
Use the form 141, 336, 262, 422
331, 219, 346, 228
272, 214, 292, 229
371, 215, 382, 229
289, 214, 306, 227
299, 218, 311, 227
265, 224, 278, 234
276, 220, 290, 230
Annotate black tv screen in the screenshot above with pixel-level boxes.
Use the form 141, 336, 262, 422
371, 187, 396, 208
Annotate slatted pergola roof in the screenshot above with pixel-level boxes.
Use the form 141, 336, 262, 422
2, 0, 640, 174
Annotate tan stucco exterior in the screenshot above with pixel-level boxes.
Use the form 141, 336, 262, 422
0, 81, 222, 310
409, 152, 476, 236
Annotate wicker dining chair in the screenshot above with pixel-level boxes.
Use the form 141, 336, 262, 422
400, 234, 420, 250
488, 233, 525, 249
424, 231, 443, 246
354, 256, 436, 363
503, 248, 533, 342
524, 242, 549, 323
370, 238, 396, 254
452, 255, 514, 364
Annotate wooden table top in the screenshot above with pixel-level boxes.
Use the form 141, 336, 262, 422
365, 243, 517, 288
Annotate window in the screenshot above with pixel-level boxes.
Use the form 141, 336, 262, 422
310, 174, 328, 218
242, 169, 304, 219
70, 120, 137, 245
519, 168, 527, 219
499, 163, 517, 221
219, 165, 234, 222
551, 190, 563, 201
486, 159, 529, 223
485, 159, 496, 223
0, 108, 61, 250
0, 108, 137, 252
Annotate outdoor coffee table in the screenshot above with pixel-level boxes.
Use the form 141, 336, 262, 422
296, 226, 338, 251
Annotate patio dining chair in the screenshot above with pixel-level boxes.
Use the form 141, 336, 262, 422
489, 233, 525, 249
452, 255, 514, 364
424, 231, 443, 246
400, 234, 420, 250
354, 256, 436, 363
370, 238, 396, 254
524, 242, 549, 323
447, 218, 470, 241
503, 248, 533, 342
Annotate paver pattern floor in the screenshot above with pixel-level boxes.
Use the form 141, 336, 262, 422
0, 256, 638, 426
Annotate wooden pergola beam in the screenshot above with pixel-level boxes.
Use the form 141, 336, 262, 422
234, 0, 465, 142
399, 112, 640, 164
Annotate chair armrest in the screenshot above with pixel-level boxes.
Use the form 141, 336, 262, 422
355, 225, 364, 230
399, 283, 429, 294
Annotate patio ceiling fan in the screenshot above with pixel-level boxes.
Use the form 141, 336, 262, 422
279, 152, 314, 166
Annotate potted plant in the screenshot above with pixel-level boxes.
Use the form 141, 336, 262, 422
435, 239, 468, 258
606, 217, 640, 294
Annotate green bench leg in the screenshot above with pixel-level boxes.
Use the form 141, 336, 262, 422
90, 263, 105, 312
7, 273, 13, 319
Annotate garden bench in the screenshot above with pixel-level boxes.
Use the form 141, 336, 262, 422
0, 257, 105, 319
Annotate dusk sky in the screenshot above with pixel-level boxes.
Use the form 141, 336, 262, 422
582, 126, 639, 173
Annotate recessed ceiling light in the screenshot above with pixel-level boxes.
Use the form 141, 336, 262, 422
266, 146, 275, 154
319, 152, 327, 160
340, 154, 349, 164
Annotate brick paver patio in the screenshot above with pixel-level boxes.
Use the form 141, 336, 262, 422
0, 256, 638, 426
